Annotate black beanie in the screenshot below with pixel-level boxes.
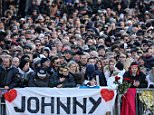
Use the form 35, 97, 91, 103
41, 58, 49, 64
115, 61, 124, 71
130, 62, 139, 66
19, 59, 29, 69
21, 55, 30, 62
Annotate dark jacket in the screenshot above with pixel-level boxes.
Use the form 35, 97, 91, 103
0, 65, 18, 88
49, 73, 76, 88
142, 55, 154, 69
123, 71, 148, 88
9, 68, 34, 88
28, 72, 51, 87
95, 70, 107, 86
84, 64, 95, 81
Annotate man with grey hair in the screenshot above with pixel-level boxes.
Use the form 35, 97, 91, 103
12, 57, 20, 68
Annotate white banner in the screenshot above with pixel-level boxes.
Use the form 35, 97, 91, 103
4, 87, 116, 115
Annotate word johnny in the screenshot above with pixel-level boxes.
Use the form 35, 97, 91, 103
5, 88, 116, 115
14, 96, 101, 114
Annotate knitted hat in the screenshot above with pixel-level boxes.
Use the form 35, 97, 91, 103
41, 58, 49, 64
37, 69, 47, 79
33, 57, 41, 65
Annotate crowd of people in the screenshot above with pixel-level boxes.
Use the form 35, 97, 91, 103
0, 0, 154, 89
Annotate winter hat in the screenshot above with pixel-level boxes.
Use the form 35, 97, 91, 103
23, 44, 32, 50
33, 57, 41, 65
82, 45, 90, 52
41, 58, 50, 64
37, 69, 47, 79
19, 59, 29, 69
115, 62, 124, 71
43, 47, 50, 53
130, 62, 139, 67
63, 49, 73, 55
20, 55, 30, 62
42, 47, 50, 56
85, 64, 95, 80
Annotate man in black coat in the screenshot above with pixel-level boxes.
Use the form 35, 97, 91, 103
0, 56, 18, 89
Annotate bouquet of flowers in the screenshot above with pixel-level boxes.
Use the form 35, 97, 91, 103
114, 76, 132, 95
139, 90, 154, 114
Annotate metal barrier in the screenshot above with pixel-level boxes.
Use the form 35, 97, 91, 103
0, 88, 7, 115
0, 88, 154, 115
136, 89, 154, 115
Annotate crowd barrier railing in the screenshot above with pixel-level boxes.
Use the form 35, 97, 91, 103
0, 88, 7, 115
136, 89, 154, 115
0, 88, 154, 115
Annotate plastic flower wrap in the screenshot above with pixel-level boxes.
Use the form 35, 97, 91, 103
139, 91, 154, 113
114, 76, 132, 95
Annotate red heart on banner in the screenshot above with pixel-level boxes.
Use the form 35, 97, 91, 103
100, 89, 114, 102
4, 89, 17, 103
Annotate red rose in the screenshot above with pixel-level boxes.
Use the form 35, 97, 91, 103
123, 78, 130, 81
123, 78, 134, 83
115, 76, 120, 82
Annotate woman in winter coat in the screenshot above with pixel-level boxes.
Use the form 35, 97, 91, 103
123, 62, 148, 88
